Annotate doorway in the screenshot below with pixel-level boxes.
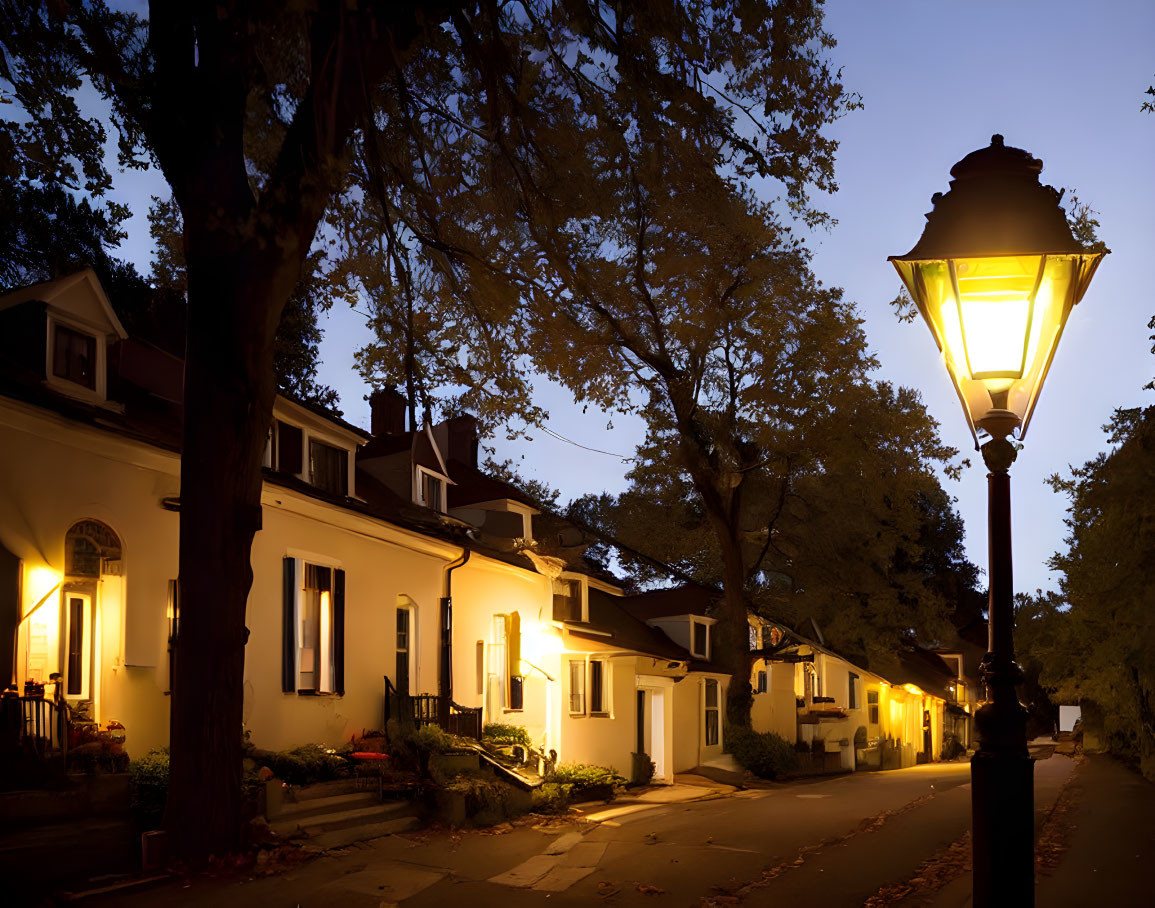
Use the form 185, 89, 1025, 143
636, 687, 667, 782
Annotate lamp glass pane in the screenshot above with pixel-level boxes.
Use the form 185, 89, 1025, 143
953, 255, 1042, 381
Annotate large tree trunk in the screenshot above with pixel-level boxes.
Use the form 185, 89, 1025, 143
165, 245, 291, 859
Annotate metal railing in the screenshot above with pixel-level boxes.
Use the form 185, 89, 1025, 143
1, 694, 68, 759
383, 677, 482, 740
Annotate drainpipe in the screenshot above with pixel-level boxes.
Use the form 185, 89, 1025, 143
440, 548, 470, 724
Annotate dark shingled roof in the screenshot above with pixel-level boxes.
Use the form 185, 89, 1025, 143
561, 588, 694, 663
619, 583, 720, 622
446, 459, 537, 509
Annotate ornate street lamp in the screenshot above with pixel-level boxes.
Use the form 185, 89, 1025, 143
889, 135, 1106, 907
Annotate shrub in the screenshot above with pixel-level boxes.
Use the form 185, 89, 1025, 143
130, 748, 170, 829
483, 723, 531, 746
386, 720, 456, 776
251, 743, 351, 786
727, 727, 798, 780
531, 781, 574, 812
550, 762, 626, 791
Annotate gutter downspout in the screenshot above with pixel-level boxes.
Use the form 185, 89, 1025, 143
440, 548, 470, 724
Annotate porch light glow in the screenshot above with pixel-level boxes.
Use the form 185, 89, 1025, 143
889, 136, 1105, 444
24, 565, 62, 609
903, 683, 924, 697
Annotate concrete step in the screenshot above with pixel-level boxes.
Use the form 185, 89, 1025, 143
270, 790, 379, 821
271, 799, 413, 838
286, 778, 366, 801
305, 815, 421, 851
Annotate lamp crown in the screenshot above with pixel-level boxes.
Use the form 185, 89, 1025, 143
895, 135, 1085, 260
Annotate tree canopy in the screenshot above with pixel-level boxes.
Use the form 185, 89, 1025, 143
1, 0, 864, 856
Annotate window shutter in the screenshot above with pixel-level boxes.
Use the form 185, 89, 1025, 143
333, 568, 346, 695
282, 558, 296, 692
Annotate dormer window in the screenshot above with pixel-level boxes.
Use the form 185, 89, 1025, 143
309, 439, 348, 497
691, 618, 710, 659
552, 577, 583, 622
52, 324, 97, 389
417, 467, 445, 512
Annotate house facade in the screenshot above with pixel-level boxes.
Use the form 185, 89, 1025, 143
1, 270, 969, 784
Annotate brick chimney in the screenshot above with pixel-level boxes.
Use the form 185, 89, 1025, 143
369, 387, 408, 436
445, 415, 480, 467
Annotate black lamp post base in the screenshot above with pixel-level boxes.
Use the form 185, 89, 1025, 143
971, 748, 1035, 907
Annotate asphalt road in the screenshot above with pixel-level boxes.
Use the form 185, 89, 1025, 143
93, 755, 1085, 908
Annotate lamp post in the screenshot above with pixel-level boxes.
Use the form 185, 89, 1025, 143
889, 136, 1106, 907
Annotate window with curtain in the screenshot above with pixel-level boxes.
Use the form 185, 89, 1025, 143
53, 323, 96, 389
309, 440, 348, 496
300, 563, 337, 693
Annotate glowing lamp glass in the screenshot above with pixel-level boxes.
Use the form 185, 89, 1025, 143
891, 252, 1101, 441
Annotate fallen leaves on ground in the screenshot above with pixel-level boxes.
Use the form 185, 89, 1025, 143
636, 883, 666, 895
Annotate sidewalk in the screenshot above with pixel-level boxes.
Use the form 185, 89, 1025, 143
931, 754, 1155, 906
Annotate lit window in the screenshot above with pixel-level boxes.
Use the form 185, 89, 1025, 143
749, 625, 759, 651
299, 563, 339, 693
569, 660, 585, 714
590, 660, 608, 714
704, 678, 720, 746
53, 324, 96, 389
309, 439, 348, 496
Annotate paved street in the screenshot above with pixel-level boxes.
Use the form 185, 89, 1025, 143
88, 753, 1154, 908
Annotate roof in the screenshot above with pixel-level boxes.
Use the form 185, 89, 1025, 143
620, 583, 721, 622
564, 588, 694, 663
0, 268, 128, 339
446, 459, 539, 510
874, 647, 957, 701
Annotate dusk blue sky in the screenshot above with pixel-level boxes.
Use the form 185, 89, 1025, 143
99, 1, 1153, 597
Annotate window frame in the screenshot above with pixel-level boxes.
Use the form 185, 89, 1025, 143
756, 669, 768, 694
415, 466, 446, 512
589, 659, 609, 716
867, 688, 880, 725
286, 558, 345, 696
848, 672, 859, 710
309, 437, 349, 497
45, 314, 107, 401
552, 575, 586, 623
395, 602, 414, 694
690, 617, 710, 660
63, 591, 93, 700
704, 678, 720, 747
568, 659, 586, 715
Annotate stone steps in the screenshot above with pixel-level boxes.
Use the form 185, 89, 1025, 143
269, 779, 419, 847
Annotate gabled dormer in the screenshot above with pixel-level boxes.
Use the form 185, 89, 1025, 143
620, 584, 720, 663
0, 269, 127, 409
357, 389, 455, 514
265, 397, 368, 498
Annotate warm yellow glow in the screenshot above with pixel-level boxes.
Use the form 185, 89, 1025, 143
521, 623, 563, 662
893, 251, 1102, 438
953, 256, 1041, 381
24, 566, 63, 615
903, 683, 924, 697
319, 590, 331, 692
